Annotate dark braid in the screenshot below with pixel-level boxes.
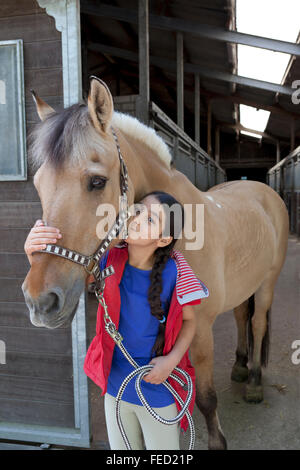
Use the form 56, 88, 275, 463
148, 243, 176, 357
141, 190, 185, 358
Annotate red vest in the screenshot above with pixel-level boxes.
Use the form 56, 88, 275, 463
84, 244, 199, 432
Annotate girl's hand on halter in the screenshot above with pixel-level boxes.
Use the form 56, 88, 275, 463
24, 219, 62, 265
143, 355, 176, 385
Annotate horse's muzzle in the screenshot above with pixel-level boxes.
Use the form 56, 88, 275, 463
22, 280, 82, 328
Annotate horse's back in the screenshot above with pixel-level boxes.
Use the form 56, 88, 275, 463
204, 179, 289, 269
207, 180, 287, 218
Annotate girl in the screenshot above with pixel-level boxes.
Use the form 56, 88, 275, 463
24, 190, 208, 450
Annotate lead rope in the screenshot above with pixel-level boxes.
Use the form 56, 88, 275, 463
98, 291, 196, 450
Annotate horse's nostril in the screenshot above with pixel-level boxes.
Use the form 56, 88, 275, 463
47, 292, 60, 314
42, 288, 64, 315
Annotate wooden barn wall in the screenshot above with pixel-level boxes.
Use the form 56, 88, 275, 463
220, 133, 278, 169
113, 94, 138, 116
0, 1, 74, 429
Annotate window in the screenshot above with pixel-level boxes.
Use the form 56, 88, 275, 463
0, 40, 26, 180
236, 0, 300, 138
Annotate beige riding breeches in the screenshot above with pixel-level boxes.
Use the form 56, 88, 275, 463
104, 392, 181, 450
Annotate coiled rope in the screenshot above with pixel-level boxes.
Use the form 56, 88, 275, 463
104, 319, 195, 450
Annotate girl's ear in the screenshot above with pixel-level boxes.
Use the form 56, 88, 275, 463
157, 236, 173, 248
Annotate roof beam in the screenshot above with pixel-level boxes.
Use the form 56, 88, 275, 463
87, 42, 295, 96
184, 63, 293, 96
119, 63, 300, 122
199, 89, 300, 119
81, 1, 300, 57
137, 0, 150, 125
218, 121, 277, 142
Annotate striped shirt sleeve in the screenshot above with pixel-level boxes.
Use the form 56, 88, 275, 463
172, 250, 209, 305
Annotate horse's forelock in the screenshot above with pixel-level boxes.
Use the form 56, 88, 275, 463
28, 103, 109, 172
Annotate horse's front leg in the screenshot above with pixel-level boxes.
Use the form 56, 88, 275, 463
190, 320, 227, 450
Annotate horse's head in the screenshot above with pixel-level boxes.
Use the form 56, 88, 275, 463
22, 77, 133, 328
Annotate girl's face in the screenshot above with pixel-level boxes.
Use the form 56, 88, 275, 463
126, 195, 172, 248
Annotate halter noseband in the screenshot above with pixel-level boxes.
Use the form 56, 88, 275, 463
35, 126, 131, 301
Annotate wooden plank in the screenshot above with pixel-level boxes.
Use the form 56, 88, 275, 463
0, 375, 74, 404
0, 352, 73, 381
207, 100, 212, 156
24, 40, 62, 70
0, 326, 73, 355
0, 14, 60, 43
0, 278, 27, 302
0, 179, 39, 202
0, 399, 75, 428
25, 96, 63, 124
0, 229, 33, 253
0, 1, 43, 18
176, 32, 184, 130
0, 254, 30, 278
0, 302, 40, 328
215, 127, 220, 163
137, 0, 150, 125
25, 68, 63, 100
0, 202, 42, 228
194, 74, 200, 146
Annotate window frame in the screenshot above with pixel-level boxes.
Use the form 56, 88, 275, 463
0, 39, 27, 181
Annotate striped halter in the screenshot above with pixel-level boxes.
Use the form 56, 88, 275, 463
35, 126, 131, 300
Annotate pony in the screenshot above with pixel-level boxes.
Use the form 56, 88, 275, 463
22, 77, 289, 450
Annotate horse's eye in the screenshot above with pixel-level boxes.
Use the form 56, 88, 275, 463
89, 176, 107, 191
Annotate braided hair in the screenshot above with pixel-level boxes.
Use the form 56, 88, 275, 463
141, 191, 185, 358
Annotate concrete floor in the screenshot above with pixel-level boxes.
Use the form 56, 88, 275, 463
91, 235, 300, 451
180, 234, 300, 450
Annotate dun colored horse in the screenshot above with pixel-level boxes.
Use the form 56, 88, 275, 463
22, 77, 289, 450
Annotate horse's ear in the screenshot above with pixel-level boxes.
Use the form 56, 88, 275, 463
31, 90, 55, 121
88, 76, 114, 134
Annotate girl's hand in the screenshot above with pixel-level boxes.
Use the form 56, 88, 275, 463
143, 356, 176, 385
24, 219, 62, 260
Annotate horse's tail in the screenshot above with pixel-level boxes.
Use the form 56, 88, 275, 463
247, 293, 271, 368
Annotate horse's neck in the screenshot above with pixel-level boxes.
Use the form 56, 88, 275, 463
117, 127, 207, 207
120, 130, 173, 199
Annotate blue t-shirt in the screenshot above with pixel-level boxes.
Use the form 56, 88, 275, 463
99, 250, 177, 407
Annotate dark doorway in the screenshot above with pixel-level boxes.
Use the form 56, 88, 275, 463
226, 167, 269, 183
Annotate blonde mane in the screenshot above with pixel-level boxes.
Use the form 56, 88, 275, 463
29, 104, 172, 171
111, 111, 172, 169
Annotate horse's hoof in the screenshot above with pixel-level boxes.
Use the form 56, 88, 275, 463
244, 384, 263, 403
231, 364, 249, 383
